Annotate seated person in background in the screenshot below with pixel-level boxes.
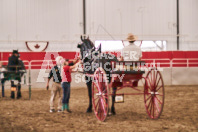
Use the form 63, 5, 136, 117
121, 33, 142, 61
8, 50, 19, 71
7, 50, 21, 99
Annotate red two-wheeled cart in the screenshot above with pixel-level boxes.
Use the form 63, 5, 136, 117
88, 61, 164, 121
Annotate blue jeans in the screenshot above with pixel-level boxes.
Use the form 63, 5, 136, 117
61, 82, 70, 104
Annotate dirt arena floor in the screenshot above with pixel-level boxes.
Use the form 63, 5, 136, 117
0, 86, 197, 132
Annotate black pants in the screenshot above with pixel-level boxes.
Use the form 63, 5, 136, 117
61, 82, 70, 104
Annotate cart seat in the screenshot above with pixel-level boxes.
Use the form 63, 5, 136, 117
111, 70, 145, 74
111, 61, 146, 74
111, 61, 146, 67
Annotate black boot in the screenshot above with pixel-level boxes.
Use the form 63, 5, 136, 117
2, 80, 5, 97
11, 91, 15, 99
10, 81, 16, 99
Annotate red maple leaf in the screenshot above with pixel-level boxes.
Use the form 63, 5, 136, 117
34, 44, 40, 49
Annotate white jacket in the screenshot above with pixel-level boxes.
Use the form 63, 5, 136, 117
122, 42, 142, 61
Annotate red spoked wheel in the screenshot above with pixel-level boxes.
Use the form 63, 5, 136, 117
92, 67, 109, 121
144, 68, 165, 119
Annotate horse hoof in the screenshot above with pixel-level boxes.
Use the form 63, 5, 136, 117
111, 107, 116, 115
17, 96, 22, 99
86, 108, 92, 113
111, 111, 116, 115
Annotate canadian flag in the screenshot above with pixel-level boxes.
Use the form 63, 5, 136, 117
26, 41, 49, 52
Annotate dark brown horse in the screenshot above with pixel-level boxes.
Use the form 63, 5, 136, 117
77, 36, 118, 114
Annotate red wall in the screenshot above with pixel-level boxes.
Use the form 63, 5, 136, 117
0, 52, 79, 61
0, 51, 198, 68
1, 51, 198, 61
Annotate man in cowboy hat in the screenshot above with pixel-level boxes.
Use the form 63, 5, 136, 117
121, 33, 142, 61
111, 34, 142, 114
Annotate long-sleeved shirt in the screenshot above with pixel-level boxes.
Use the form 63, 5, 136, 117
48, 65, 62, 83
122, 42, 142, 61
8, 55, 19, 71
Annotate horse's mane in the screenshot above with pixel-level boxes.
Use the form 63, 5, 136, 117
84, 38, 95, 50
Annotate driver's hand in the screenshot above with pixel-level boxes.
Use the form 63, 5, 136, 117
46, 85, 49, 90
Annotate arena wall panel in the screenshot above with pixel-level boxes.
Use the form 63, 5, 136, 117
160, 68, 172, 85
172, 67, 198, 85
0, 0, 83, 45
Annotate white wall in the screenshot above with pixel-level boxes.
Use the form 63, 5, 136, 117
0, 0, 83, 51
180, 0, 198, 50
86, 0, 198, 51
86, 0, 177, 49
0, 0, 197, 51
86, 0, 176, 37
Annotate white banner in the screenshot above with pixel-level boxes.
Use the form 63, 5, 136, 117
26, 41, 49, 52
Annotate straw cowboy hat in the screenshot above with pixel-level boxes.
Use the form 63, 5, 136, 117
126, 33, 137, 41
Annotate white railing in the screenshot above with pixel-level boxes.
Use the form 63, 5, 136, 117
0, 60, 30, 68
1, 58, 198, 69
171, 58, 198, 67
142, 58, 198, 68
29, 60, 56, 70
141, 59, 171, 67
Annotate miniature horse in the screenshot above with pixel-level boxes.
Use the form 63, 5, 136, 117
77, 36, 118, 114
